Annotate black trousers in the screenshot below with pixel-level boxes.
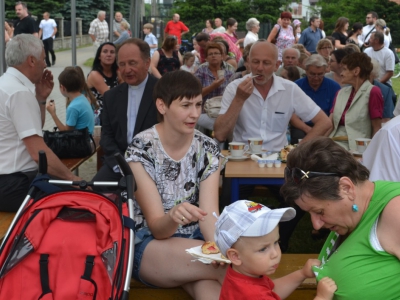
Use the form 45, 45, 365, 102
0, 171, 37, 212
91, 162, 123, 193
43, 37, 56, 66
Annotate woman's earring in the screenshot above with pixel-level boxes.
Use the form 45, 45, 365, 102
352, 204, 358, 212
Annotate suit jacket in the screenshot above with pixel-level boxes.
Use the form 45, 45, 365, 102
100, 75, 158, 168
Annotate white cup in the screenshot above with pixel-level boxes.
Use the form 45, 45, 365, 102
94, 125, 101, 137
217, 70, 225, 79
355, 138, 371, 153
248, 137, 263, 154
266, 162, 273, 168
229, 142, 249, 157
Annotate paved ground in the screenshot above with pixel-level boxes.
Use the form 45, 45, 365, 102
45, 46, 97, 181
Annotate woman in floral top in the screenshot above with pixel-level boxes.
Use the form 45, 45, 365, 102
125, 70, 226, 297
267, 11, 295, 62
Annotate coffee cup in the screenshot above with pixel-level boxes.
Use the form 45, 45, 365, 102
248, 137, 263, 154
217, 70, 225, 79
94, 125, 101, 137
229, 142, 249, 157
355, 138, 371, 153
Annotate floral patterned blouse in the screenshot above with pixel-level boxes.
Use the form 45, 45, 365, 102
275, 24, 295, 61
125, 126, 226, 235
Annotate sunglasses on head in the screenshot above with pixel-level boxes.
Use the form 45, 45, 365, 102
284, 167, 339, 184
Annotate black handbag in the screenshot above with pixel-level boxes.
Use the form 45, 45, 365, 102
43, 127, 96, 159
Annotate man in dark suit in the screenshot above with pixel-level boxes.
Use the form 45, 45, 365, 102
92, 38, 158, 187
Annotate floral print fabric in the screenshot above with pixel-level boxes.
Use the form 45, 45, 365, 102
275, 24, 295, 61
125, 126, 226, 235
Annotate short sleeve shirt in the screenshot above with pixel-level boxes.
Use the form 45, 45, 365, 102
14, 16, 38, 36
364, 47, 395, 86
219, 74, 320, 151
295, 77, 341, 116
164, 21, 189, 44
332, 31, 348, 46
39, 18, 57, 40
125, 127, 224, 235
220, 265, 280, 300
88, 18, 109, 43
144, 33, 158, 57
66, 94, 95, 134
0, 67, 42, 173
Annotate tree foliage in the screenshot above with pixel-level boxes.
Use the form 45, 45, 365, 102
317, 0, 400, 45
172, 0, 291, 34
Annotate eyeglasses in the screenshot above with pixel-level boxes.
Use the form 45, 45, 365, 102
307, 72, 325, 78
284, 167, 339, 184
208, 52, 221, 56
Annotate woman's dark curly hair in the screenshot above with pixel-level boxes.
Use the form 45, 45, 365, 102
280, 137, 369, 205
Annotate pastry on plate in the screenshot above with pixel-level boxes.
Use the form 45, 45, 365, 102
201, 241, 220, 254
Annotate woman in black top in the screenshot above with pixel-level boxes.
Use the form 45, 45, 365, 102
151, 35, 182, 78
87, 42, 122, 125
332, 17, 349, 49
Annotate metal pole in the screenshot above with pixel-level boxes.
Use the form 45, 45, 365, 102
109, 0, 114, 42
133, 0, 140, 38
0, 0, 6, 75
71, 0, 76, 66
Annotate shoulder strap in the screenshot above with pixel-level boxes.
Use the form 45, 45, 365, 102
275, 25, 281, 39
364, 26, 375, 42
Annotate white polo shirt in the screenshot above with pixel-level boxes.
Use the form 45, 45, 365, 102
363, 115, 400, 181
0, 67, 43, 174
219, 74, 320, 151
364, 46, 395, 86
39, 18, 57, 40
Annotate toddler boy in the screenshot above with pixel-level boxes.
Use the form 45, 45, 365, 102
143, 23, 158, 57
214, 200, 337, 300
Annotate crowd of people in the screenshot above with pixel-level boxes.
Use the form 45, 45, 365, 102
2, 3, 400, 299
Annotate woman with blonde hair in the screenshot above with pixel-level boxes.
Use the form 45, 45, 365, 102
332, 17, 349, 49
375, 19, 391, 48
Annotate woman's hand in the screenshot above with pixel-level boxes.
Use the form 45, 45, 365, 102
169, 202, 208, 226
315, 277, 337, 300
301, 258, 320, 278
46, 100, 56, 115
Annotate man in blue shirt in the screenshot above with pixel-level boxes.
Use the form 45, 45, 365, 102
298, 16, 323, 55
290, 54, 341, 143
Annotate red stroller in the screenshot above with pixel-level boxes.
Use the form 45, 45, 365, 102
0, 152, 135, 300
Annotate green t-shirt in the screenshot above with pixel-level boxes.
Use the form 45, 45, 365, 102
313, 181, 400, 300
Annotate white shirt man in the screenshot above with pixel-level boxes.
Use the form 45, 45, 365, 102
364, 32, 395, 86
359, 12, 378, 48
0, 34, 80, 211
89, 11, 109, 49
363, 115, 400, 181
214, 41, 332, 151
213, 18, 226, 33
39, 12, 57, 67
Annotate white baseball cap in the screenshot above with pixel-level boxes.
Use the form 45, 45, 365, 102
214, 200, 296, 256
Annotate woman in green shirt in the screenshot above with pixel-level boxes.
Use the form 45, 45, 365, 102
281, 137, 400, 300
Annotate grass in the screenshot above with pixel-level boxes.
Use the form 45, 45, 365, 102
84, 58, 94, 67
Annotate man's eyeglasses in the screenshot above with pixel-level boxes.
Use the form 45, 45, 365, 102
285, 167, 339, 184
307, 72, 325, 78
208, 52, 221, 56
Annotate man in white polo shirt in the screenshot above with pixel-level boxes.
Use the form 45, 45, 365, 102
0, 34, 81, 212
214, 41, 332, 151
39, 12, 57, 67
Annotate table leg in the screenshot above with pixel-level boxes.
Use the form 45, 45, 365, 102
231, 178, 239, 203
73, 168, 79, 176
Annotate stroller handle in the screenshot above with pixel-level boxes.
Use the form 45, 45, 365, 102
114, 153, 133, 177
38, 150, 47, 175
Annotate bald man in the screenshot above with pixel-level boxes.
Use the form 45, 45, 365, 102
215, 41, 331, 150
164, 13, 189, 46
212, 18, 226, 33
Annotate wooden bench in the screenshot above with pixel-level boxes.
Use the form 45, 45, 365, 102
128, 254, 318, 300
